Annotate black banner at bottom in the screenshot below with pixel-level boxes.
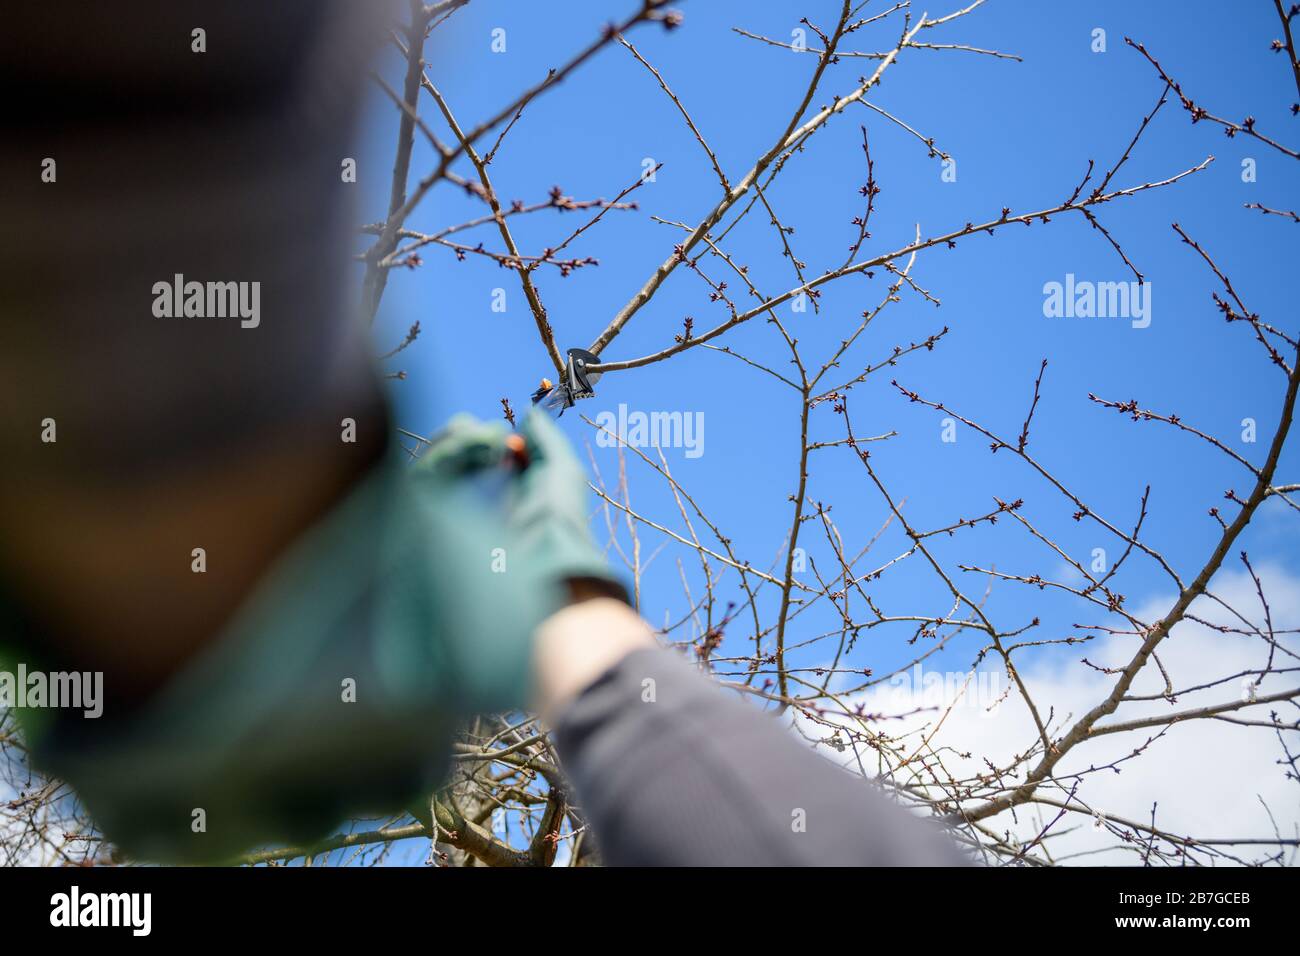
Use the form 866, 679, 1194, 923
1, 864, 1285, 941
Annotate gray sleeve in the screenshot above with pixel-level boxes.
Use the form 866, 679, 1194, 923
553, 647, 971, 866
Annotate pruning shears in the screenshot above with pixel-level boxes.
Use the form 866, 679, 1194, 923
530, 348, 603, 417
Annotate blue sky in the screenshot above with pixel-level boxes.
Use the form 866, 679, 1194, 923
352, 0, 1297, 859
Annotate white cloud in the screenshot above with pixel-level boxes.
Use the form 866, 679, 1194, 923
809, 564, 1300, 865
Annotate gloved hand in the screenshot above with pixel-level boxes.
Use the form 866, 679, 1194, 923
416, 409, 625, 602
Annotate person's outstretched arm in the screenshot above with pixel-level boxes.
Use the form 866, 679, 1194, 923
534, 597, 970, 867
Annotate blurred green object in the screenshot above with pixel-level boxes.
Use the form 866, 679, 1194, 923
9, 423, 600, 863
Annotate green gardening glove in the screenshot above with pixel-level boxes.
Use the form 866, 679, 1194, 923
417, 409, 626, 602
